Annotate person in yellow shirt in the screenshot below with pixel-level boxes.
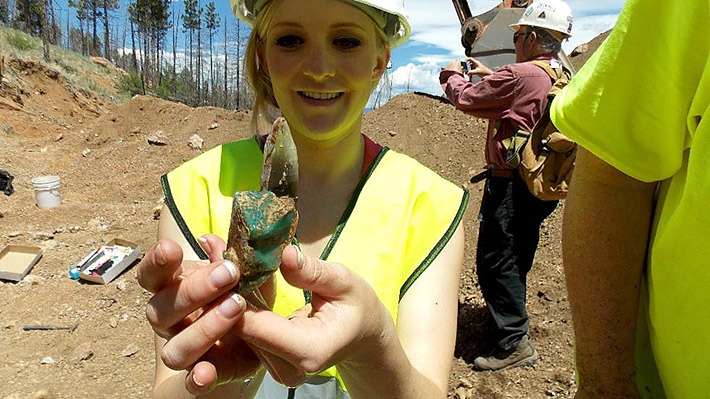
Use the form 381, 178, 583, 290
550, 0, 710, 397
135, 0, 468, 398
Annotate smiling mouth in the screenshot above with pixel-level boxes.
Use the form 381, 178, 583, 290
299, 91, 344, 100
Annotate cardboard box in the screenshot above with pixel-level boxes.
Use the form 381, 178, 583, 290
0, 245, 43, 282
77, 239, 141, 284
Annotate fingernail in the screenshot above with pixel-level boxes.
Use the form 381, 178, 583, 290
154, 243, 167, 265
209, 261, 237, 288
295, 246, 305, 270
198, 236, 211, 254
192, 372, 205, 387
218, 292, 245, 317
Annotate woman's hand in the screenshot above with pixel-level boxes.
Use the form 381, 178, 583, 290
235, 245, 396, 380
137, 236, 264, 394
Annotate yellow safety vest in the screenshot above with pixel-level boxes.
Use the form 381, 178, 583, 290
162, 136, 468, 390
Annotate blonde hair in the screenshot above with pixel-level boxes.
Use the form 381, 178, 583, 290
245, 0, 390, 134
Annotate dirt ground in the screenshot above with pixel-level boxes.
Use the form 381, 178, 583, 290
0, 33, 608, 399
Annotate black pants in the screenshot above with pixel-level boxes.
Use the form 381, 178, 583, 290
476, 175, 557, 350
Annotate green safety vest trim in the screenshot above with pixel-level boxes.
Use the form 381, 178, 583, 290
400, 188, 469, 301
319, 147, 389, 261
161, 173, 209, 261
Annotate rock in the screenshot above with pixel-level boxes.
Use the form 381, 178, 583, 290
87, 216, 105, 227
209, 123, 219, 130
456, 378, 473, 388
109, 317, 118, 328
40, 147, 47, 153
33, 232, 54, 241
72, 343, 94, 362
30, 390, 52, 399
388, 130, 397, 137
188, 134, 204, 151
153, 197, 165, 220
21, 275, 44, 285
82, 148, 91, 157
121, 344, 140, 357
129, 127, 142, 135
453, 387, 469, 399
90, 56, 111, 68
7, 231, 22, 238
55, 133, 63, 141
147, 131, 168, 146
571, 43, 589, 57
3, 320, 17, 329
40, 356, 54, 365
115, 281, 128, 291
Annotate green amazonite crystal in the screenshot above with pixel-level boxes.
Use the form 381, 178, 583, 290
224, 190, 298, 296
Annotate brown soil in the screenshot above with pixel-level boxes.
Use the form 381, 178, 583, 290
0, 35, 604, 399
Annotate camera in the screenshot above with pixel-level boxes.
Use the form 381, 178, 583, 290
460, 60, 469, 73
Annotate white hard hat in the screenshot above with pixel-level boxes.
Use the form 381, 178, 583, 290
510, 0, 573, 38
231, 0, 411, 48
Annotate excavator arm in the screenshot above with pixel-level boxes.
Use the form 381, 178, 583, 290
453, 0, 532, 56
451, 0, 574, 74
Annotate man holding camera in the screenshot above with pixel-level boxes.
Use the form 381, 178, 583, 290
439, 0, 572, 371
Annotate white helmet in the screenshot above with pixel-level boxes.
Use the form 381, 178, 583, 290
510, 0, 573, 38
231, 0, 411, 48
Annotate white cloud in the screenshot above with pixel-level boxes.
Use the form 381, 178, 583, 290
389, 62, 443, 96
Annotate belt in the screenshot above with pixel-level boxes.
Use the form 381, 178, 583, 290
487, 168, 516, 179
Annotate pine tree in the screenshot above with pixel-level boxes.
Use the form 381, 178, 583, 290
101, 0, 119, 61
69, 0, 89, 55
204, 1, 219, 98
0, 0, 10, 25
15, 0, 44, 35
41, 0, 49, 61
181, 0, 199, 102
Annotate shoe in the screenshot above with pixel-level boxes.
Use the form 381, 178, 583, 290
472, 336, 539, 371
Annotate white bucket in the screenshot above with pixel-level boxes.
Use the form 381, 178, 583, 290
31, 175, 62, 209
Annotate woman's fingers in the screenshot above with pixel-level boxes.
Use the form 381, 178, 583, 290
249, 344, 306, 387
233, 248, 361, 372
146, 260, 240, 334
136, 239, 185, 293
280, 245, 353, 299
185, 361, 220, 395
198, 234, 227, 263
186, 335, 264, 393
160, 291, 246, 370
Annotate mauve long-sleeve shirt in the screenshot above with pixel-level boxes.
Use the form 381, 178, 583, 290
440, 59, 556, 169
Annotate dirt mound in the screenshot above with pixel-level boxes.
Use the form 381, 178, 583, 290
0, 58, 109, 139
0, 30, 609, 398
569, 30, 612, 71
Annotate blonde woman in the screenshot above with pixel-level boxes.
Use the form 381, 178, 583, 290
136, 0, 468, 398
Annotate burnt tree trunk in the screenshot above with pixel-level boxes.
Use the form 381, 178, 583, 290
103, 0, 110, 61
41, 0, 50, 62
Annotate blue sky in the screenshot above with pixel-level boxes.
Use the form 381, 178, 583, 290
54, 0, 625, 98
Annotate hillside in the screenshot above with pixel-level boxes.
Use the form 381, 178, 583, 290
0, 29, 609, 399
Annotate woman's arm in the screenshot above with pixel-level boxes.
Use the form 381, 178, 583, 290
341, 223, 465, 398
563, 148, 656, 398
